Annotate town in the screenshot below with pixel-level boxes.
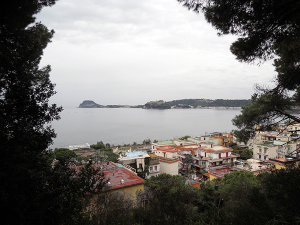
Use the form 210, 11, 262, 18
58, 122, 300, 203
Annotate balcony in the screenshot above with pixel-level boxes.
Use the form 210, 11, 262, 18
149, 159, 160, 165
209, 165, 227, 170
194, 164, 206, 169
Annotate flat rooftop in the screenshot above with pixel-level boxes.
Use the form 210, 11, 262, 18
210, 168, 236, 178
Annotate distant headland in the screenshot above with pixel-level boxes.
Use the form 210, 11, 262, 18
79, 99, 251, 109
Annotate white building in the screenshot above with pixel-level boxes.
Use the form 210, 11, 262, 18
253, 140, 297, 160
151, 146, 180, 176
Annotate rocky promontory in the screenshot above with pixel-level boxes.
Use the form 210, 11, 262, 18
79, 100, 104, 108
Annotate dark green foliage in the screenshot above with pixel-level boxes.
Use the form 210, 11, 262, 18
86, 168, 300, 225
137, 174, 201, 225
91, 141, 106, 149
181, 135, 191, 140
259, 167, 300, 224
178, 0, 300, 140
0, 1, 109, 224
144, 99, 251, 109
239, 149, 253, 160
230, 144, 253, 160
0, 0, 64, 224
104, 149, 119, 162
45, 160, 107, 225
182, 154, 194, 174
54, 148, 77, 160
144, 100, 171, 109
91, 192, 133, 225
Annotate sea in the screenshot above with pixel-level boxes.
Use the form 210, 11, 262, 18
49, 107, 242, 149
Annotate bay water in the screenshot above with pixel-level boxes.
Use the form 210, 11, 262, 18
50, 107, 242, 149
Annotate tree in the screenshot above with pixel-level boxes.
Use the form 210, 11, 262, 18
181, 135, 191, 140
46, 160, 108, 224
182, 154, 194, 175
136, 174, 201, 224
0, 1, 64, 224
54, 148, 77, 160
0, 1, 109, 224
178, 0, 300, 141
91, 141, 106, 149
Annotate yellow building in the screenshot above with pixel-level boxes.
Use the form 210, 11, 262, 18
268, 157, 299, 170
86, 162, 144, 213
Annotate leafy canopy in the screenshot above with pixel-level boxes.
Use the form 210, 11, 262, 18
1, 1, 108, 224
178, 0, 300, 141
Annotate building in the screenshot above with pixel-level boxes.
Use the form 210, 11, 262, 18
195, 143, 239, 171
177, 143, 239, 172
100, 162, 144, 200
252, 140, 297, 161
151, 146, 180, 176
118, 151, 150, 174
80, 161, 144, 213
148, 156, 160, 178
268, 157, 300, 170
151, 140, 175, 151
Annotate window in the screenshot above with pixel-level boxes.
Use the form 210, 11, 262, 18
149, 166, 153, 172
154, 166, 157, 171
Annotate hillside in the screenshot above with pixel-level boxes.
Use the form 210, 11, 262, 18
79, 99, 252, 109
143, 99, 251, 109
79, 100, 104, 108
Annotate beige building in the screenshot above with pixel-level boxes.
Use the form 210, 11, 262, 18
150, 146, 180, 176
253, 140, 297, 160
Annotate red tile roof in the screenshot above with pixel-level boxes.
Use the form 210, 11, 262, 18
209, 168, 236, 178
76, 162, 144, 192
156, 146, 177, 152
211, 136, 228, 139
190, 182, 201, 188
97, 162, 144, 191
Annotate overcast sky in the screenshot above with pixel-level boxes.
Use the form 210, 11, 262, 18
37, 0, 276, 107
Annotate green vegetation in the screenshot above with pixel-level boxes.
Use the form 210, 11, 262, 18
144, 100, 171, 109
182, 154, 194, 175
79, 100, 104, 108
87, 168, 300, 224
143, 99, 251, 109
177, 0, 300, 141
180, 135, 191, 140
53, 148, 77, 160
230, 143, 253, 160
91, 141, 106, 149
169, 99, 251, 108
1, 1, 108, 224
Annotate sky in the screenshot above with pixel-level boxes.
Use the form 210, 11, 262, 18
36, 0, 276, 107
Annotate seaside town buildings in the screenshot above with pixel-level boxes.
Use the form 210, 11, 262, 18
71, 123, 300, 185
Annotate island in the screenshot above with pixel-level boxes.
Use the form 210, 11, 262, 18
78, 99, 252, 109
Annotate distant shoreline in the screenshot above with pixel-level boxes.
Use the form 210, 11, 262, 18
77, 106, 243, 109
78, 99, 252, 109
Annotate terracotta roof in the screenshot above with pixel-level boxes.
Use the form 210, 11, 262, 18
211, 136, 228, 139
190, 182, 201, 188
156, 146, 177, 152
103, 166, 144, 191
268, 157, 299, 165
209, 168, 236, 178
77, 162, 144, 191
